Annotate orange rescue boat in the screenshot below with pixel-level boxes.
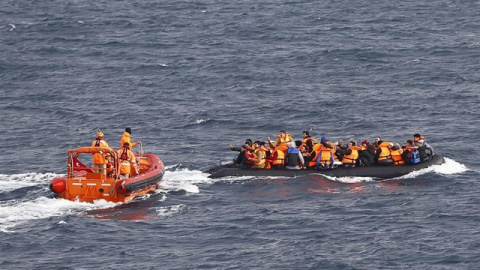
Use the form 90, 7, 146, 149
50, 146, 165, 203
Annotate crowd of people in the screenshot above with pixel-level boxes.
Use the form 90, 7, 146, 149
90, 127, 142, 179
229, 130, 435, 170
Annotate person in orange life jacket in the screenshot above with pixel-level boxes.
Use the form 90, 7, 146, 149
91, 131, 110, 174
267, 130, 293, 148
300, 131, 316, 164
312, 137, 335, 169
284, 141, 305, 170
390, 143, 405, 165
120, 127, 141, 149
375, 140, 394, 165
402, 139, 421, 164
342, 140, 361, 168
248, 142, 268, 169
270, 144, 287, 169
413, 134, 434, 161
117, 142, 138, 179
229, 139, 254, 165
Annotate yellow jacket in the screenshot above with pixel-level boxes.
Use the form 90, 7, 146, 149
91, 139, 110, 164
120, 132, 139, 148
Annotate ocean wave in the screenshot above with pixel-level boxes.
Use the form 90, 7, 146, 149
0, 173, 61, 193
0, 197, 118, 232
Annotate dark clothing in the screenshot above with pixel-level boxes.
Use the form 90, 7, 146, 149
358, 149, 376, 166
285, 148, 300, 167
304, 138, 314, 154
234, 151, 247, 165
231, 144, 252, 165
335, 146, 347, 161
230, 146, 243, 152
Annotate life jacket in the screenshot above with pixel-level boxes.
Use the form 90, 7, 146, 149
252, 148, 266, 168
276, 133, 293, 146
390, 149, 405, 165
118, 148, 132, 175
271, 146, 287, 166
342, 146, 361, 165
315, 148, 335, 168
406, 146, 421, 164
301, 137, 317, 155
285, 147, 300, 167
264, 148, 272, 169
377, 142, 393, 161
244, 150, 256, 165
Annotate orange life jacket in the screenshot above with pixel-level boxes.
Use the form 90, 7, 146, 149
391, 149, 405, 165
377, 142, 393, 161
272, 147, 286, 166
309, 147, 334, 168
342, 146, 361, 165
252, 148, 266, 167
300, 137, 317, 156
276, 133, 293, 146
264, 148, 272, 170
244, 149, 257, 165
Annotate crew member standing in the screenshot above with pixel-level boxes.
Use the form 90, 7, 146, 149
120, 127, 141, 149
91, 131, 110, 174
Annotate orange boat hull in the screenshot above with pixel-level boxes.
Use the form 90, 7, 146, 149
50, 152, 164, 203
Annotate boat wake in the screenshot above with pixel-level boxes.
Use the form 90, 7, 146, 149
0, 167, 224, 231
395, 157, 467, 179
0, 159, 467, 231
319, 157, 467, 183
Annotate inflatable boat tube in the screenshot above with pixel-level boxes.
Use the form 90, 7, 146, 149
207, 154, 445, 179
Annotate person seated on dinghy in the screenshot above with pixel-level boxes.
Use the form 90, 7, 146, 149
390, 143, 405, 166
300, 131, 317, 165
334, 140, 347, 161
309, 137, 335, 169
402, 140, 421, 164
373, 137, 382, 150
120, 127, 141, 149
375, 140, 394, 165
117, 142, 139, 179
91, 131, 110, 174
284, 141, 305, 170
358, 143, 376, 166
413, 134, 435, 161
342, 140, 362, 168
269, 144, 287, 169
267, 129, 293, 148
229, 139, 254, 165
247, 141, 268, 169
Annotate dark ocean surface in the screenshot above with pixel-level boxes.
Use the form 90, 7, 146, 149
1, 0, 479, 269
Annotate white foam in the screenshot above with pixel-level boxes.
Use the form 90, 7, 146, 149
196, 119, 208, 124
313, 173, 376, 183
0, 197, 118, 232
310, 157, 468, 182
155, 204, 188, 216
161, 168, 212, 193
0, 172, 62, 193
396, 157, 468, 179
